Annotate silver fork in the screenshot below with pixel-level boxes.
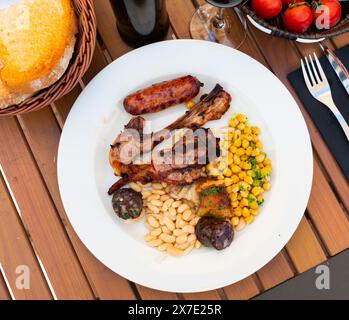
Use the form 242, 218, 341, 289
301, 53, 349, 141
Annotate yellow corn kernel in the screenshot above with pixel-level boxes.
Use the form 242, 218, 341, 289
245, 215, 254, 224
261, 167, 270, 177
231, 216, 240, 226
252, 126, 260, 135
224, 177, 233, 186
257, 195, 264, 203
256, 154, 265, 163
249, 201, 258, 210
237, 123, 245, 131
217, 175, 224, 180
233, 138, 242, 148
234, 207, 242, 216
251, 148, 261, 156
231, 165, 241, 173
244, 127, 252, 135
240, 190, 249, 198
263, 158, 271, 166
245, 147, 252, 156
251, 207, 259, 215
242, 162, 252, 170
242, 139, 249, 149
244, 176, 253, 184
247, 170, 253, 176
230, 193, 238, 201
256, 141, 263, 149
231, 174, 240, 183
263, 182, 271, 190
238, 172, 246, 180
240, 198, 249, 207
231, 200, 239, 208
237, 114, 247, 123
227, 153, 234, 165
229, 118, 239, 128
224, 167, 232, 177
241, 155, 248, 161
229, 145, 237, 154
236, 148, 245, 156
231, 184, 239, 193
242, 207, 250, 217
233, 155, 241, 166
252, 187, 262, 196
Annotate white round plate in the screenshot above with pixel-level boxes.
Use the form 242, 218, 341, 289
58, 40, 313, 293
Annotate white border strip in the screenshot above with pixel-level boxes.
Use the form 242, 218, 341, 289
0, 263, 15, 300
0, 165, 58, 300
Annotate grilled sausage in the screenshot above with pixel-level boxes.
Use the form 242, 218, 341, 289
195, 216, 234, 250
123, 75, 202, 115
112, 188, 143, 220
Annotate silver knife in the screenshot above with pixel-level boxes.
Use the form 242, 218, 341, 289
319, 43, 349, 95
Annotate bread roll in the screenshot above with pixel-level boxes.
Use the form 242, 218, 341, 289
0, 0, 77, 109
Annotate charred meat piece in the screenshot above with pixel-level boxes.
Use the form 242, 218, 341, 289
112, 188, 143, 220
108, 128, 220, 195
124, 75, 203, 115
197, 185, 233, 219
110, 84, 231, 167
195, 216, 234, 250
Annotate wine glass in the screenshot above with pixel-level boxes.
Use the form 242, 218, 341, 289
190, 0, 247, 49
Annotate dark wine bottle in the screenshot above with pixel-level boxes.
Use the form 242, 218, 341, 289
110, 0, 170, 47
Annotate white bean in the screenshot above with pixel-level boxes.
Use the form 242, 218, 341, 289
129, 182, 142, 192
172, 200, 181, 208
142, 190, 152, 198
144, 233, 155, 242
158, 243, 171, 251
160, 194, 170, 201
147, 215, 159, 228
182, 209, 193, 221
160, 233, 176, 243
161, 226, 170, 234
147, 239, 163, 247
167, 246, 184, 256
152, 183, 163, 190
175, 242, 190, 250
150, 228, 161, 237
173, 229, 188, 237
183, 244, 194, 255
176, 235, 188, 245
152, 189, 165, 195
187, 234, 196, 243
147, 203, 160, 214
177, 203, 189, 214
235, 218, 246, 231
147, 194, 160, 201
150, 199, 163, 207
163, 216, 175, 231
182, 225, 195, 234
195, 240, 201, 249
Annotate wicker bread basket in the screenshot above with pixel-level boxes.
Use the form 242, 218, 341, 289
0, 0, 97, 116
241, 1, 349, 43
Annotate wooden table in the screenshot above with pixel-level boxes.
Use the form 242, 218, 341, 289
0, 0, 349, 300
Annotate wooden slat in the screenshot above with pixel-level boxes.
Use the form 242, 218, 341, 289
18, 107, 135, 300
182, 290, 222, 300
306, 160, 349, 255
136, 286, 178, 300
0, 117, 94, 299
256, 251, 294, 290
0, 271, 11, 300
331, 34, 349, 48
223, 277, 260, 300
286, 217, 327, 272
0, 174, 52, 300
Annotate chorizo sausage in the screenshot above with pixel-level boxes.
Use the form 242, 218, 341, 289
123, 75, 202, 115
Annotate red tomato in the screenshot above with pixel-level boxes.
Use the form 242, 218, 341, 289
312, 0, 342, 29
283, 3, 313, 33
252, 0, 283, 19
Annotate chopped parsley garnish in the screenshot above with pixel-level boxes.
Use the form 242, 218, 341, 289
252, 179, 264, 187
203, 187, 223, 196
239, 185, 246, 191
247, 194, 257, 203
218, 205, 226, 210
257, 198, 264, 206
248, 157, 258, 170
250, 142, 257, 149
